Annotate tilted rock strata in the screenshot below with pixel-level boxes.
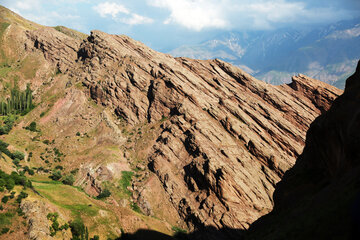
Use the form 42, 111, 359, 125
25, 29, 343, 230
247, 61, 360, 239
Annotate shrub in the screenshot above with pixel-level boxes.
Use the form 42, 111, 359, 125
76, 132, 80, 136
49, 170, 62, 181
69, 219, 87, 240
29, 122, 37, 131
5, 179, 14, 191
12, 158, 20, 167
12, 151, 25, 160
62, 174, 75, 186
16, 191, 28, 203
0, 179, 5, 187
1, 196, 8, 204
0, 227, 9, 234
97, 189, 111, 199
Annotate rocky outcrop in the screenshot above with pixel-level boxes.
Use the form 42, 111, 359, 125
25, 27, 81, 73
68, 30, 342, 230
0, 4, 348, 236
21, 200, 52, 240
247, 60, 360, 239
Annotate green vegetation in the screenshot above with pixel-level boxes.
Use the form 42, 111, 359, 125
32, 181, 99, 218
0, 227, 9, 235
0, 170, 32, 191
69, 218, 88, 240
47, 212, 69, 236
96, 189, 111, 199
130, 202, 141, 214
49, 170, 62, 181
62, 174, 75, 186
172, 226, 187, 234
0, 84, 34, 116
15, 191, 28, 203
119, 171, 134, 197
0, 140, 26, 166
1, 196, 8, 204
0, 115, 15, 135
25, 121, 38, 132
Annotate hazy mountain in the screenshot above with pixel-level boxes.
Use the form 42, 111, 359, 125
169, 18, 360, 88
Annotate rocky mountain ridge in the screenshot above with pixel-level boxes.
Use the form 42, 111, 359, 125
170, 18, 360, 87
0, 5, 346, 239
30, 26, 342, 229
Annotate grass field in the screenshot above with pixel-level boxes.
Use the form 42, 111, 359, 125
30, 177, 121, 238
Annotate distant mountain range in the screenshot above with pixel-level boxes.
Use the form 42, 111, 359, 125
169, 18, 360, 88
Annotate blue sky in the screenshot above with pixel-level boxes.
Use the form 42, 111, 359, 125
1, 0, 360, 51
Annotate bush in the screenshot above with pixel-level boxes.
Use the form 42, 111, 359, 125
27, 122, 37, 132
0, 227, 9, 234
97, 189, 111, 199
69, 219, 87, 240
55, 165, 63, 170
5, 179, 14, 191
12, 158, 20, 167
1, 196, 8, 204
62, 174, 75, 186
12, 151, 24, 160
0, 179, 5, 187
16, 191, 28, 203
49, 170, 62, 181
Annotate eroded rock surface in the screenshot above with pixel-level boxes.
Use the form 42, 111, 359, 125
21, 200, 52, 240
24, 29, 343, 230
247, 61, 360, 239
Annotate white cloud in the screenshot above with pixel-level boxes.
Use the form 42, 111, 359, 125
93, 1, 153, 25
120, 14, 153, 25
149, 0, 228, 31
93, 2, 129, 18
148, 0, 358, 31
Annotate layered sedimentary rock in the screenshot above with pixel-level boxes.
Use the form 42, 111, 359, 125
25, 28, 343, 230
247, 61, 360, 239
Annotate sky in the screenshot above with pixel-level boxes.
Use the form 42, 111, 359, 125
1, 0, 360, 51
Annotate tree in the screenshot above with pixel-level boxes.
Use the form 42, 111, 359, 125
49, 170, 62, 181
97, 189, 111, 199
62, 174, 75, 186
1, 196, 8, 203
69, 219, 87, 240
12, 151, 25, 160
5, 179, 15, 191
28, 122, 37, 132
0, 179, 5, 187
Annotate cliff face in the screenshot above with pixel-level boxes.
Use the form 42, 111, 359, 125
0, 5, 344, 236
65, 30, 341, 229
247, 61, 360, 239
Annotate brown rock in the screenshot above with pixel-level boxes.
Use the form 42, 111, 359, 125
22, 26, 343, 231
72, 30, 342, 229
247, 60, 360, 239
21, 200, 52, 240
